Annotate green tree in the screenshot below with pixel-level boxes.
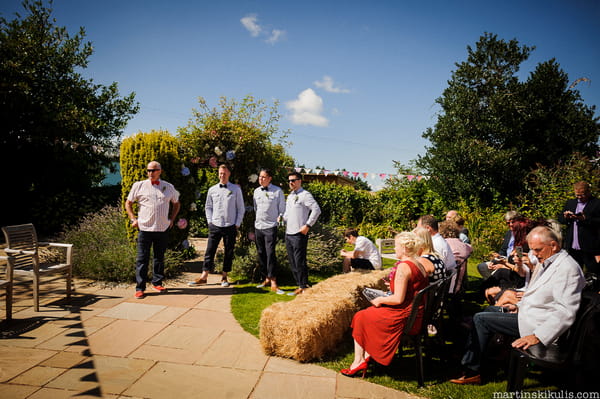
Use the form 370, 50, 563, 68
0, 0, 138, 230
178, 96, 295, 240
417, 33, 599, 206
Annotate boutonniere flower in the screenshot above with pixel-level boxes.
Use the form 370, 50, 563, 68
294, 194, 299, 204
227, 190, 232, 197
264, 192, 269, 198
162, 186, 167, 192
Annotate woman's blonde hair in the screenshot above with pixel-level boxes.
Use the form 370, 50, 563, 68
412, 227, 434, 254
395, 231, 424, 257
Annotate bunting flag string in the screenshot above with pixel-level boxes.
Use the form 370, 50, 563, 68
294, 167, 429, 181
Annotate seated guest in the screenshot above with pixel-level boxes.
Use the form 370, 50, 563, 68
341, 232, 429, 377
450, 226, 585, 385
446, 210, 470, 244
439, 220, 473, 267
481, 218, 550, 304
418, 215, 457, 273
413, 226, 447, 282
340, 228, 382, 273
439, 220, 473, 293
477, 210, 522, 279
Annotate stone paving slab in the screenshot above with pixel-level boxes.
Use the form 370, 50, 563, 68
86, 319, 167, 357
123, 362, 261, 399
0, 250, 424, 399
0, 347, 56, 382
97, 302, 166, 321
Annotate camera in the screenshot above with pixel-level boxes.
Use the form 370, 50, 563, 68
515, 246, 523, 258
492, 256, 505, 264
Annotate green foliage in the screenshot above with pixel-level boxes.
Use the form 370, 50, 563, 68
417, 32, 599, 207
31, 185, 120, 234
62, 205, 183, 282
370, 173, 445, 230
178, 95, 295, 243
230, 224, 345, 283
518, 154, 600, 221
304, 181, 373, 227
0, 0, 138, 231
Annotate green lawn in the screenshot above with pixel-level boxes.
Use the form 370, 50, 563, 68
231, 258, 554, 398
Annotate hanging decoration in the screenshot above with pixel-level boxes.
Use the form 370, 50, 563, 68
293, 167, 428, 181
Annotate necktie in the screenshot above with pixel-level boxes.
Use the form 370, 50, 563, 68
151, 180, 160, 186
220, 184, 227, 188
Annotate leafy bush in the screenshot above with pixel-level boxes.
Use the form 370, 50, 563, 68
305, 181, 373, 227
62, 205, 184, 282
230, 223, 345, 283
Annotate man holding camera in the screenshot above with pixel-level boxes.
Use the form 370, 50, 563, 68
558, 181, 600, 274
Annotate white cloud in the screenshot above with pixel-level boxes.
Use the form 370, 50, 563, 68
314, 76, 350, 93
240, 14, 261, 37
241, 14, 286, 44
286, 89, 329, 127
266, 29, 285, 45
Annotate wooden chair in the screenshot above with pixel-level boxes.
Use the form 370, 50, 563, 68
2, 223, 72, 311
399, 278, 447, 387
0, 255, 14, 320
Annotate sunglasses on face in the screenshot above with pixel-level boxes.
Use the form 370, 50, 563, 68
288, 179, 300, 183
147, 169, 160, 173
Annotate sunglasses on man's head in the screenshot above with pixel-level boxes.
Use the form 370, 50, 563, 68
147, 169, 160, 173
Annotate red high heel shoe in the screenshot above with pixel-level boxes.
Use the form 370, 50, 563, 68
340, 359, 369, 378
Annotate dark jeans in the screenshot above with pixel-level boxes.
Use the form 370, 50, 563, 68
286, 232, 309, 289
136, 230, 168, 291
255, 226, 278, 280
461, 307, 520, 372
204, 224, 236, 273
568, 248, 599, 274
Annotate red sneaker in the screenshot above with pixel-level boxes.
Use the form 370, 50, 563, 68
135, 291, 145, 299
152, 285, 167, 293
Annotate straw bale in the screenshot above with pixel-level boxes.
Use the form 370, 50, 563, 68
259, 269, 389, 362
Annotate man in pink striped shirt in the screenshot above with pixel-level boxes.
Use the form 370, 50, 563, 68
126, 161, 180, 299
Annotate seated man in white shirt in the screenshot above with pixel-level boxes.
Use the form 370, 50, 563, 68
450, 225, 585, 385
417, 215, 457, 273
340, 228, 382, 273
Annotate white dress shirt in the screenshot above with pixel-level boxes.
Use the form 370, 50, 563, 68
253, 184, 285, 230
283, 187, 321, 234
205, 182, 245, 227
127, 179, 180, 232
432, 233, 457, 271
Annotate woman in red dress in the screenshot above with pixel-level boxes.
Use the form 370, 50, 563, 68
341, 231, 429, 377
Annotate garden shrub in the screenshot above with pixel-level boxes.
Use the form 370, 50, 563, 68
305, 181, 372, 227
62, 205, 184, 282
230, 223, 345, 283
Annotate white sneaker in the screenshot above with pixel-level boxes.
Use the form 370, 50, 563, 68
221, 281, 230, 287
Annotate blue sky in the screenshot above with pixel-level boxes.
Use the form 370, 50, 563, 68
2, 0, 599, 189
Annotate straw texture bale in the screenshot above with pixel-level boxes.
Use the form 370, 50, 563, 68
259, 269, 389, 362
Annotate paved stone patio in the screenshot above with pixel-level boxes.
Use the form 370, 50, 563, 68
0, 240, 422, 399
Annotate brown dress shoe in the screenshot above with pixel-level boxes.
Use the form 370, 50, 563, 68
449, 374, 481, 385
